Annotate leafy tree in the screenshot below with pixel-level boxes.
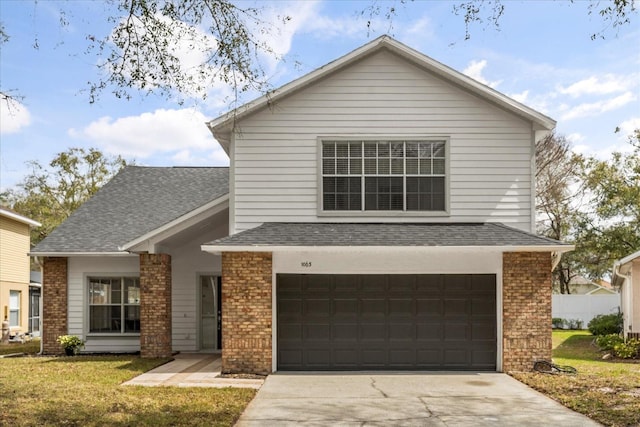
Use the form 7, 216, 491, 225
1, 148, 127, 245
535, 133, 586, 293
575, 133, 640, 280
0, 1, 637, 104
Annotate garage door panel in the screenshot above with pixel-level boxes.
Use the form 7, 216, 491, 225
389, 323, 414, 339
416, 299, 443, 316
333, 323, 358, 339
416, 325, 444, 342
389, 299, 413, 316
305, 324, 331, 340
443, 299, 469, 316
360, 324, 387, 340
444, 323, 469, 340
333, 297, 358, 318
277, 273, 496, 371
361, 275, 387, 291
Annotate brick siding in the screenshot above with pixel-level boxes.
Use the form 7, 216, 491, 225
139, 253, 172, 358
42, 257, 68, 355
221, 252, 272, 374
503, 252, 553, 372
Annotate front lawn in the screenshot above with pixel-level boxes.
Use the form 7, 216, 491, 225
0, 355, 255, 426
0, 339, 40, 355
513, 330, 640, 427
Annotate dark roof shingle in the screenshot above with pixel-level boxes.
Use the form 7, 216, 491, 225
33, 166, 229, 253
205, 222, 569, 248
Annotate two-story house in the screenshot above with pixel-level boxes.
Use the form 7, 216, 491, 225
1, 207, 41, 340
32, 36, 571, 373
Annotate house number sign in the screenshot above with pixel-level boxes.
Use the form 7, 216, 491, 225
300, 261, 312, 267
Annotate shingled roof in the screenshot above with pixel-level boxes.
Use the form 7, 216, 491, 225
203, 222, 571, 250
32, 166, 229, 254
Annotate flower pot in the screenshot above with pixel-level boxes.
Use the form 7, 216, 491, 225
64, 347, 75, 356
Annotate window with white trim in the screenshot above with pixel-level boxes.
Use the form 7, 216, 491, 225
88, 277, 140, 333
322, 140, 446, 211
9, 290, 20, 327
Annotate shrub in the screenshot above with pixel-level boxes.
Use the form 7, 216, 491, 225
552, 318, 566, 329
587, 313, 623, 336
57, 335, 85, 355
595, 333, 623, 351
613, 339, 640, 359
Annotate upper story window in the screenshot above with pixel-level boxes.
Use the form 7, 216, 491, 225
322, 140, 446, 212
88, 277, 140, 334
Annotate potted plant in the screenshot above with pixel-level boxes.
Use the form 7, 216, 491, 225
57, 335, 85, 356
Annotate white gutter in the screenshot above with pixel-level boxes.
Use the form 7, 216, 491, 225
0, 209, 41, 227
202, 244, 574, 256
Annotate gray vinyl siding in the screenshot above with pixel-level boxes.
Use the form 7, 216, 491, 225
67, 256, 141, 353
66, 215, 226, 353
232, 50, 534, 233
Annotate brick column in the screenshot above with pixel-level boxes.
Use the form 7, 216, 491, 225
221, 252, 272, 374
42, 257, 68, 355
139, 253, 172, 358
503, 252, 553, 372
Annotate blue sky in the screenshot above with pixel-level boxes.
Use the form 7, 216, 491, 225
1, 0, 639, 191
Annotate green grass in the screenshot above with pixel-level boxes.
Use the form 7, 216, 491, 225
0, 339, 40, 355
0, 355, 256, 426
513, 330, 640, 427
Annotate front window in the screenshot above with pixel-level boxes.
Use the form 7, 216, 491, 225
322, 140, 446, 212
88, 277, 140, 333
9, 290, 20, 327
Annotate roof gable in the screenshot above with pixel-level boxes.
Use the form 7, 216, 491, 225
208, 36, 556, 153
32, 166, 229, 254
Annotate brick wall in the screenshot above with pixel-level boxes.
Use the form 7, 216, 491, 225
503, 251, 552, 372
42, 257, 68, 355
221, 252, 272, 374
139, 253, 172, 358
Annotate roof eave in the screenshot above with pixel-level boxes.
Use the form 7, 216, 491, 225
201, 243, 574, 255
0, 209, 42, 227
29, 251, 135, 257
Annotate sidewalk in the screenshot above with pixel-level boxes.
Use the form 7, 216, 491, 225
122, 353, 264, 389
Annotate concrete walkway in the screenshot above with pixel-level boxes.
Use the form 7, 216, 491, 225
122, 353, 263, 389
236, 372, 601, 426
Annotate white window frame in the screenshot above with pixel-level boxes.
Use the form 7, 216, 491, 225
87, 276, 140, 335
317, 137, 450, 217
9, 290, 20, 327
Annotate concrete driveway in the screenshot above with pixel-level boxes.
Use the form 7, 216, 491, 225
236, 372, 600, 426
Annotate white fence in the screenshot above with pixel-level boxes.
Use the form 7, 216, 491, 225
552, 294, 621, 328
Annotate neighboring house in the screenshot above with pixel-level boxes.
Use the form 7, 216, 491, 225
0, 207, 41, 340
613, 250, 640, 339
32, 36, 572, 373
554, 275, 618, 295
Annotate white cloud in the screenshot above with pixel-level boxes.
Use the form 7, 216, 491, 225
618, 117, 640, 138
558, 74, 636, 98
68, 108, 225, 160
566, 133, 584, 144
510, 90, 529, 103
462, 60, 501, 88
0, 99, 31, 134
561, 91, 637, 121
